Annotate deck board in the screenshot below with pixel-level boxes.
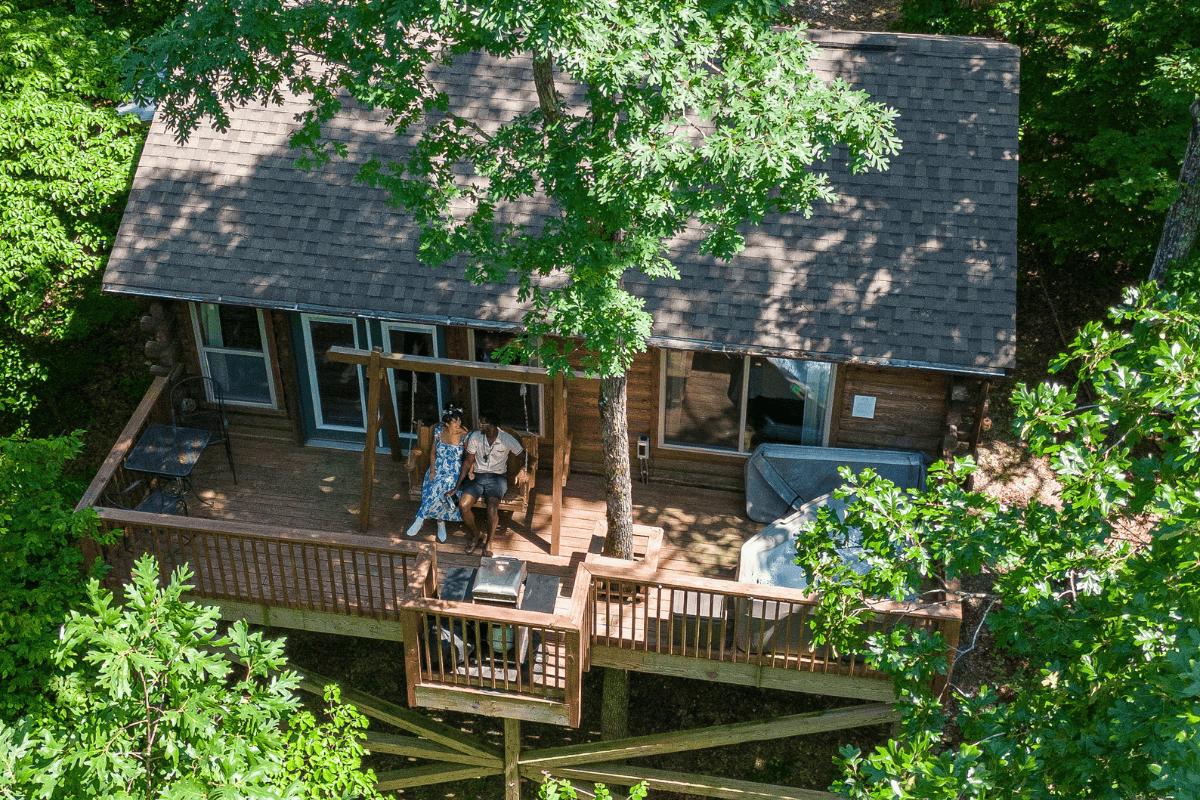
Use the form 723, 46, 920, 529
183, 434, 761, 585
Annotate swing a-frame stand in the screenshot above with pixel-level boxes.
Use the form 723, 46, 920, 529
326, 345, 573, 555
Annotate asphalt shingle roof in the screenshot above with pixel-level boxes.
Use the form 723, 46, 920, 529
104, 29, 1018, 374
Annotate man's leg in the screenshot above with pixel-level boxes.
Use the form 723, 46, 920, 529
459, 491, 480, 547
482, 495, 502, 557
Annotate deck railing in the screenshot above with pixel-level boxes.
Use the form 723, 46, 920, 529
400, 576, 586, 727
583, 560, 961, 682
93, 509, 436, 618
75, 376, 173, 565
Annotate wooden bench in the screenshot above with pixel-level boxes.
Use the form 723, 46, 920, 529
406, 425, 539, 515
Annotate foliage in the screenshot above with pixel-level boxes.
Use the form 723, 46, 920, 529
278, 684, 381, 800
0, 555, 380, 799
128, 0, 899, 378
0, 433, 108, 723
898, 0, 1200, 279
795, 282, 1200, 799
0, 0, 146, 432
540, 775, 648, 800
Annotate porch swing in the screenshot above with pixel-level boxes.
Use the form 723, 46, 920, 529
406, 382, 539, 518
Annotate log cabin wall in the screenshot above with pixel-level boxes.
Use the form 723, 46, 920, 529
160, 305, 973, 487
561, 346, 747, 490
828, 365, 951, 456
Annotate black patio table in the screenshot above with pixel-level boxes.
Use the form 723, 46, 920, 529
123, 424, 212, 490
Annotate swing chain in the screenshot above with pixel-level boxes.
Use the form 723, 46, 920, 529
520, 383, 531, 474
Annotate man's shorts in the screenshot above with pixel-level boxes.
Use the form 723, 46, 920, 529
462, 472, 508, 500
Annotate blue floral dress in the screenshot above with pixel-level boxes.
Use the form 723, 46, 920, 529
416, 424, 463, 522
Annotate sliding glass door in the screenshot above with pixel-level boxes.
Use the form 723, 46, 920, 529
297, 314, 367, 443
295, 315, 448, 448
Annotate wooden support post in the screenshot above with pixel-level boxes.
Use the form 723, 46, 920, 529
505, 717, 521, 800
379, 366, 403, 461
552, 373, 566, 556
399, 609, 423, 707
359, 347, 384, 533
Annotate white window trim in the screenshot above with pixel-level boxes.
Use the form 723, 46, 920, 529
300, 313, 367, 433
656, 349, 836, 455
467, 329, 545, 435
189, 303, 277, 409
379, 321, 443, 438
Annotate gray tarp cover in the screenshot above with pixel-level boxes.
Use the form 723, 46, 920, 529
744, 444, 929, 523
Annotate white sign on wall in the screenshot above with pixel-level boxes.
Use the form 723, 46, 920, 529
851, 395, 877, 419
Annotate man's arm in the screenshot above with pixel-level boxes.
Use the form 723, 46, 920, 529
452, 435, 478, 495
504, 431, 527, 485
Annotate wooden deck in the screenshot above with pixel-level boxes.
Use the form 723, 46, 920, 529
80, 377, 960, 731
183, 432, 762, 589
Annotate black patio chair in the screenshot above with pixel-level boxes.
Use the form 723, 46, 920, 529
106, 479, 188, 516
171, 375, 237, 483
103, 479, 187, 554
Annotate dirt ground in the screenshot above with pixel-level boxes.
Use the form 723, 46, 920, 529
274, 628, 893, 800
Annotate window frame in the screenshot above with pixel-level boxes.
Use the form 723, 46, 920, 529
298, 313, 368, 435
379, 321, 445, 442
189, 303, 278, 409
657, 348, 835, 455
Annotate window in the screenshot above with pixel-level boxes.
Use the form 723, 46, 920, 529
190, 304, 276, 407
383, 322, 444, 438
469, 330, 542, 434
661, 349, 833, 452
299, 314, 366, 433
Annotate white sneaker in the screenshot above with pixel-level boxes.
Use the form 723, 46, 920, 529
436, 521, 447, 543
406, 518, 424, 537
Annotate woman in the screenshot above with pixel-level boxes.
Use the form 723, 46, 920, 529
406, 405, 466, 542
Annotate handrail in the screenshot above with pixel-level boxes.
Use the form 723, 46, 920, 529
583, 562, 960, 681
401, 597, 573, 629
76, 376, 171, 512
94, 508, 438, 554
583, 560, 961, 621
94, 509, 435, 620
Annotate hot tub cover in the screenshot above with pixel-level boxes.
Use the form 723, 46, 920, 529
737, 493, 869, 590
744, 444, 929, 523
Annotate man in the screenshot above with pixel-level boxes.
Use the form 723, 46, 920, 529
451, 412, 527, 556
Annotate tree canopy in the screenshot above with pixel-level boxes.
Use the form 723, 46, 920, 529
127, 0, 900, 553
130, 0, 899, 371
899, 0, 1200, 281
0, 1, 148, 433
0, 555, 381, 799
0, 433, 108, 722
796, 279, 1200, 798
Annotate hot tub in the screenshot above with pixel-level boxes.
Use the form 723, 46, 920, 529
744, 444, 929, 523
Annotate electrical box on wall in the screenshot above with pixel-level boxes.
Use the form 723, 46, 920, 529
637, 435, 650, 483
851, 395, 877, 419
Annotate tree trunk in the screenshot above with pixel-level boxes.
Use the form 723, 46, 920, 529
1150, 99, 1200, 284
532, 53, 560, 124
599, 375, 634, 558
601, 667, 630, 740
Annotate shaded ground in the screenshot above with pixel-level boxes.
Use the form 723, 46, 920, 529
274, 627, 892, 800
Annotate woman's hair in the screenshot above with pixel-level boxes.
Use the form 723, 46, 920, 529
441, 404, 464, 425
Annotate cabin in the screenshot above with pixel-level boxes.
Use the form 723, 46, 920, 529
82, 29, 1018, 799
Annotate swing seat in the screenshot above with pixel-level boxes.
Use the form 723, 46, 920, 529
407, 425, 539, 515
